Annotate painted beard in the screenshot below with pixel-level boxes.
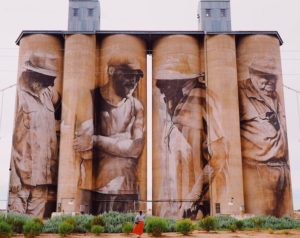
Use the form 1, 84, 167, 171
113, 76, 137, 98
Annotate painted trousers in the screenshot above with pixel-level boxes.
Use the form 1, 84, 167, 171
243, 158, 293, 217
8, 185, 48, 218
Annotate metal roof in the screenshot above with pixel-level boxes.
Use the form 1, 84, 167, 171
15, 30, 283, 54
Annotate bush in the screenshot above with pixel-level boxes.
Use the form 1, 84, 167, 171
198, 216, 216, 232
64, 217, 76, 226
102, 211, 135, 233
23, 220, 43, 238
0, 221, 13, 238
253, 217, 263, 231
72, 215, 93, 233
43, 215, 93, 233
165, 218, 176, 232
215, 215, 237, 230
5, 213, 30, 233
122, 222, 133, 235
175, 219, 194, 235
91, 215, 105, 227
58, 222, 74, 237
91, 225, 104, 236
228, 223, 237, 232
235, 220, 244, 230
145, 217, 167, 237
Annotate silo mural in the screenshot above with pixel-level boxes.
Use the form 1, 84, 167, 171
89, 34, 147, 213
152, 35, 228, 219
57, 34, 96, 214
237, 35, 293, 217
8, 34, 63, 218
7, 31, 292, 218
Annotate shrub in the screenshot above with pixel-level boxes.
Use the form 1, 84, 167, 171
64, 217, 76, 226
235, 220, 244, 230
91, 225, 104, 236
175, 219, 194, 235
43, 215, 93, 233
198, 216, 216, 232
23, 220, 43, 238
122, 222, 133, 235
228, 223, 237, 232
253, 217, 263, 231
145, 217, 167, 237
58, 222, 74, 237
72, 215, 93, 233
5, 213, 30, 233
91, 215, 105, 227
165, 218, 176, 232
0, 221, 13, 238
102, 211, 135, 233
215, 215, 237, 230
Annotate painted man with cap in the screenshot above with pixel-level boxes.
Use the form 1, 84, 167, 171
155, 57, 227, 218
8, 54, 60, 217
239, 57, 292, 216
74, 57, 145, 213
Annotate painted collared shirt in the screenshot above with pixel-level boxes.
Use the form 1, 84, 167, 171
11, 85, 58, 186
239, 78, 288, 162
157, 79, 225, 217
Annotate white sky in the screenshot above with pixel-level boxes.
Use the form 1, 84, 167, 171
0, 0, 299, 210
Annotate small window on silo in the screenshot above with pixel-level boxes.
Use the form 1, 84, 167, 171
73, 8, 79, 17
221, 9, 226, 17
205, 9, 211, 17
88, 8, 94, 17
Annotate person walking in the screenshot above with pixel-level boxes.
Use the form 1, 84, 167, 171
133, 210, 145, 238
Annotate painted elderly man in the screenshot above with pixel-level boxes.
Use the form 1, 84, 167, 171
239, 57, 293, 217
74, 57, 145, 213
8, 54, 60, 217
155, 58, 227, 218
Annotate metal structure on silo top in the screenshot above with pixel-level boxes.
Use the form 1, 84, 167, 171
68, 0, 100, 31
198, 0, 231, 31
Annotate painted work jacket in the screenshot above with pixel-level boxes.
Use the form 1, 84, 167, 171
157, 80, 225, 217
239, 78, 288, 162
11, 85, 58, 186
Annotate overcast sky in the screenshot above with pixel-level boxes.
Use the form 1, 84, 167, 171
0, 0, 299, 210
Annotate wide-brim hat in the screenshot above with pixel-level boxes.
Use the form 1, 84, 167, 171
23, 54, 58, 77
249, 56, 281, 76
155, 56, 201, 80
107, 56, 141, 71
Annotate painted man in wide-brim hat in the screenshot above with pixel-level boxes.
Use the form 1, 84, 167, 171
155, 57, 227, 219
239, 56, 293, 216
73, 56, 145, 213
8, 53, 60, 218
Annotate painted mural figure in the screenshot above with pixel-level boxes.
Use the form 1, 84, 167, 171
155, 58, 227, 218
8, 54, 60, 217
74, 57, 145, 213
239, 57, 292, 216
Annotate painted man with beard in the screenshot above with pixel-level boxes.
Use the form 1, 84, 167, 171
239, 57, 292, 216
74, 57, 145, 213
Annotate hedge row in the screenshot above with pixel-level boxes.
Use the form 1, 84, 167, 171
1, 212, 300, 237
